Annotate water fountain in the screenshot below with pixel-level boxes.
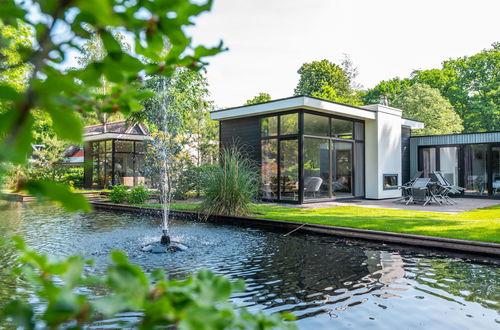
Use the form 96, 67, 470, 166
140, 75, 187, 253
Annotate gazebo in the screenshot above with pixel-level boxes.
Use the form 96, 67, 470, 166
83, 121, 151, 189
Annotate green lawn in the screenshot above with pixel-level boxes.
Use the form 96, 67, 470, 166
140, 202, 500, 243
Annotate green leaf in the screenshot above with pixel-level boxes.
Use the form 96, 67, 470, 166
0, 84, 21, 101
46, 106, 83, 143
23, 180, 90, 212
0, 109, 34, 164
1, 300, 35, 330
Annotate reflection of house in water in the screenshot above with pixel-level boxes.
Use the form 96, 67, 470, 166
364, 251, 407, 299
233, 234, 379, 317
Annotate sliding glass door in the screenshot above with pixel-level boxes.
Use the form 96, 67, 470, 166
332, 141, 353, 197
439, 147, 459, 185
279, 139, 299, 201
491, 146, 500, 197
464, 144, 488, 195
303, 137, 330, 200
302, 138, 353, 200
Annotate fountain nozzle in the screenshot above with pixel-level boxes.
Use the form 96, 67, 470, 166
160, 229, 171, 246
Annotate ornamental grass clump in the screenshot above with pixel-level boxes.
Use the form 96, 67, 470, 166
201, 146, 259, 217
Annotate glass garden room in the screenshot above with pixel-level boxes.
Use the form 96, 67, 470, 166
260, 111, 365, 203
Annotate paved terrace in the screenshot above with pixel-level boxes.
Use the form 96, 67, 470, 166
264, 198, 500, 214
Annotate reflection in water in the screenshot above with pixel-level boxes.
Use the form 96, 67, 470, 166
0, 203, 498, 329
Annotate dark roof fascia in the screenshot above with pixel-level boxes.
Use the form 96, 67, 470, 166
409, 130, 500, 139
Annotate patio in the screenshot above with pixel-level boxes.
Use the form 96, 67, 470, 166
264, 198, 500, 214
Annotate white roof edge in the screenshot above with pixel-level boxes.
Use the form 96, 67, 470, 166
361, 104, 403, 117
83, 133, 153, 142
211, 96, 376, 121
402, 118, 425, 130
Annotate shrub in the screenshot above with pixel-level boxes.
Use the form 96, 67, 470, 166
173, 164, 218, 200
2, 237, 296, 329
127, 185, 149, 204
109, 185, 128, 204
200, 146, 259, 217
62, 167, 84, 188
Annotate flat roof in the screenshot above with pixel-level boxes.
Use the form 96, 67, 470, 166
210, 95, 377, 121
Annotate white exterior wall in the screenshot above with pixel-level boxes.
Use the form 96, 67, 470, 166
363, 105, 403, 199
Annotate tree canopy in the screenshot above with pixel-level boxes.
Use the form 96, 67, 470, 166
392, 83, 464, 136
364, 43, 499, 132
412, 43, 500, 132
244, 92, 272, 105
362, 77, 413, 105
294, 59, 362, 104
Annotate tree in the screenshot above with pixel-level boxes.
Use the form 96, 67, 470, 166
362, 77, 414, 105
340, 54, 362, 91
412, 43, 500, 132
294, 59, 361, 105
0, 0, 224, 211
76, 32, 130, 126
392, 83, 463, 136
0, 21, 32, 93
244, 92, 272, 105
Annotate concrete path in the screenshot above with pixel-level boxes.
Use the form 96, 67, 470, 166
263, 198, 500, 214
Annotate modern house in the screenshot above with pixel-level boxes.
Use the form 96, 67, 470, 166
210, 95, 500, 203
82, 121, 151, 189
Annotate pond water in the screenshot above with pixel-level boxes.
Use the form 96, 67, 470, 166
0, 203, 499, 329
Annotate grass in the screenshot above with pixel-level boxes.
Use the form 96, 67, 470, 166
139, 201, 500, 243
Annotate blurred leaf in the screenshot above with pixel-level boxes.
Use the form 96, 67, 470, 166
23, 180, 90, 212
46, 106, 83, 143
0, 84, 21, 101
2, 300, 35, 330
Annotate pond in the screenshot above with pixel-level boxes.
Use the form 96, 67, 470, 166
0, 203, 498, 329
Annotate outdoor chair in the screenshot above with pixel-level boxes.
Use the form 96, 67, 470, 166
431, 171, 464, 204
397, 171, 423, 202
406, 177, 431, 205
304, 177, 323, 198
435, 171, 465, 194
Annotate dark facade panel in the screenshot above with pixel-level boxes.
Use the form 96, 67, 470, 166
401, 127, 411, 183
220, 117, 261, 164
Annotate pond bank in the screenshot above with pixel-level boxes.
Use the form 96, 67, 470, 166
90, 201, 500, 258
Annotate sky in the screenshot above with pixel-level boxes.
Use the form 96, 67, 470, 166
185, 0, 500, 108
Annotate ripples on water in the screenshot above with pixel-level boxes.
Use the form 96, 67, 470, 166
0, 203, 499, 329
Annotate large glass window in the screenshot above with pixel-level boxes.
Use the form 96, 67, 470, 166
333, 141, 352, 196
115, 140, 134, 152
304, 113, 329, 136
279, 139, 298, 201
303, 138, 330, 200
354, 122, 364, 140
464, 144, 488, 195
280, 113, 298, 135
331, 119, 353, 139
135, 154, 146, 186
114, 153, 134, 186
261, 139, 278, 199
261, 116, 278, 137
492, 147, 500, 197
439, 147, 459, 185
354, 142, 364, 196
421, 147, 436, 178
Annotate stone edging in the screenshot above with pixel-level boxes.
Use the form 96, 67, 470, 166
89, 201, 500, 258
